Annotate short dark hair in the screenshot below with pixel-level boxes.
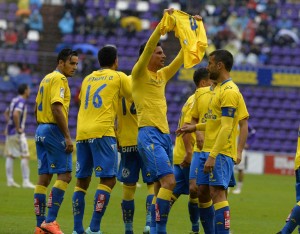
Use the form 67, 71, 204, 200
193, 67, 209, 86
139, 41, 161, 57
98, 45, 117, 67
209, 49, 233, 72
57, 48, 78, 64
18, 83, 28, 95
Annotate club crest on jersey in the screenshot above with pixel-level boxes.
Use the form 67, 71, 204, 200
122, 168, 130, 178
60, 87, 65, 98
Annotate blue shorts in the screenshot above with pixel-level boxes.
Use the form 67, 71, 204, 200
35, 124, 72, 175
196, 152, 234, 189
173, 165, 190, 195
209, 154, 234, 189
229, 171, 236, 187
76, 137, 118, 178
296, 169, 300, 202
190, 151, 201, 180
137, 127, 173, 181
196, 152, 210, 185
117, 145, 153, 184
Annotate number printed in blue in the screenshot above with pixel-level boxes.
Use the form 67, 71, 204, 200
38, 86, 44, 111
84, 84, 107, 109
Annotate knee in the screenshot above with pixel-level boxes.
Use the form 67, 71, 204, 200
100, 177, 116, 190
161, 177, 176, 190
189, 184, 198, 197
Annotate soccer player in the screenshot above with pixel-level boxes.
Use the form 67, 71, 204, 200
171, 67, 212, 234
132, 8, 204, 233
116, 95, 154, 234
34, 48, 78, 234
277, 125, 300, 234
4, 83, 35, 189
72, 45, 132, 234
177, 49, 249, 234
131, 8, 180, 234
232, 123, 256, 194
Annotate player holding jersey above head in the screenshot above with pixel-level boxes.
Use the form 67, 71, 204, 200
72, 45, 132, 234
4, 83, 35, 189
116, 95, 154, 234
177, 49, 249, 234
131, 8, 205, 234
34, 48, 78, 234
171, 67, 212, 234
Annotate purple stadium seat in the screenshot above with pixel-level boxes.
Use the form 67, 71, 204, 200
27, 41, 39, 50
269, 55, 281, 66
62, 34, 73, 44
74, 34, 85, 44
271, 46, 281, 55
27, 51, 38, 64
8, 3, 17, 12
281, 56, 292, 66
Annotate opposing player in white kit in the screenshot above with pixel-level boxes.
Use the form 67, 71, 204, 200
4, 83, 35, 188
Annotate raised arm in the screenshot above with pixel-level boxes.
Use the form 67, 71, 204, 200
131, 24, 162, 79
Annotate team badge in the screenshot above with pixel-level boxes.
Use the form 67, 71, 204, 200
122, 168, 130, 178
60, 87, 65, 98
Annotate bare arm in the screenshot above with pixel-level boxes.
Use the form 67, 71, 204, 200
180, 123, 194, 167
237, 118, 249, 164
13, 109, 22, 134
4, 108, 9, 122
51, 102, 73, 153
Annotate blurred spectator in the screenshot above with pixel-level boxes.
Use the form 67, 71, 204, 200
5, 28, 18, 48
120, 16, 142, 38
84, 13, 94, 35
105, 9, 120, 36
7, 63, 21, 77
74, 16, 86, 35
30, 0, 42, 9
276, 16, 293, 30
73, 0, 86, 17
92, 15, 105, 36
58, 11, 74, 35
28, 10, 43, 32
0, 28, 5, 47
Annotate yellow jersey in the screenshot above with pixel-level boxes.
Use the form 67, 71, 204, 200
36, 70, 70, 124
131, 24, 184, 134
191, 86, 213, 152
160, 10, 208, 68
76, 69, 132, 140
295, 126, 300, 170
173, 94, 195, 164
116, 96, 138, 147
203, 79, 249, 160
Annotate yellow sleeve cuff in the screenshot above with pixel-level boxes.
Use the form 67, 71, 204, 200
195, 123, 205, 131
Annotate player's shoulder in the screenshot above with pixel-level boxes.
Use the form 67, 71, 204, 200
221, 79, 239, 93
195, 86, 211, 96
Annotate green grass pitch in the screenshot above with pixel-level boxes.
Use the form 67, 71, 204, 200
0, 145, 298, 233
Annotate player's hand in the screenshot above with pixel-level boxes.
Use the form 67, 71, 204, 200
235, 151, 242, 165
175, 124, 196, 136
65, 137, 74, 153
204, 156, 215, 173
193, 15, 202, 21
180, 154, 192, 168
196, 131, 204, 150
164, 8, 174, 15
